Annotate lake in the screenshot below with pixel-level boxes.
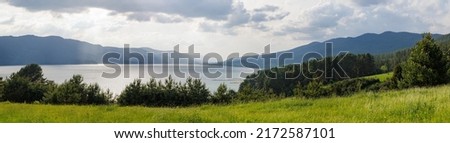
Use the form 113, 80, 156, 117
0, 64, 257, 95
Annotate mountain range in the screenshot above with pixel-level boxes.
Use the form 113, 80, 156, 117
223, 31, 443, 68
0, 32, 444, 66
0, 35, 192, 65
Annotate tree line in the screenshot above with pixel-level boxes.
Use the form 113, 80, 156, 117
239, 53, 379, 96
0, 64, 240, 106
0, 64, 113, 105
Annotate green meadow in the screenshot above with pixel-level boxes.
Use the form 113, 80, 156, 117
1, 83, 449, 123
363, 72, 393, 82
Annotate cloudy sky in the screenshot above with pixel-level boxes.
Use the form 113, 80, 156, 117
0, 0, 449, 56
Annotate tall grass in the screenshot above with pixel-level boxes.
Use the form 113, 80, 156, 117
363, 72, 393, 82
0, 84, 449, 123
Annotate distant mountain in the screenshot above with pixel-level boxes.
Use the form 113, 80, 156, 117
223, 31, 443, 68
0, 35, 189, 65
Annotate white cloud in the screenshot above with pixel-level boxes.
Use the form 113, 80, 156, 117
0, 16, 15, 25
276, 2, 353, 40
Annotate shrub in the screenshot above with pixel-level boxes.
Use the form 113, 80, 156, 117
44, 75, 112, 105
0, 77, 4, 101
236, 84, 276, 102
301, 80, 332, 98
211, 83, 235, 104
331, 78, 380, 96
117, 79, 146, 106
117, 76, 212, 107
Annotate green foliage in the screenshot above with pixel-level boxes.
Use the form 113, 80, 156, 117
0, 77, 5, 101
298, 80, 331, 98
236, 84, 276, 102
3, 64, 51, 103
240, 53, 379, 96
374, 48, 411, 72
211, 83, 234, 104
117, 76, 211, 107
12, 64, 45, 82
392, 65, 403, 82
330, 78, 380, 96
380, 65, 388, 73
401, 33, 448, 87
44, 75, 112, 105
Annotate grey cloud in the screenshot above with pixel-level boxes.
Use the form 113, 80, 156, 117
276, 2, 353, 40
306, 2, 353, 28
199, 3, 288, 34
198, 22, 219, 32
5, 0, 233, 20
127, 13, 152, 22
254, 5, 279, 12
339, 7, 430, 35
224, 2, 251, 28
352, 0, 387, 6
251, 12, 289, 22
251, 13, 268, 22
269, 12, 290, 21
127, 13, 184, 23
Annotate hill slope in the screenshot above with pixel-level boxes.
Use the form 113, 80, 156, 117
1, 84, 449, 122
0, 35, 172, 65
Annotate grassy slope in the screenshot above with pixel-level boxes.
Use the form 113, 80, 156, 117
363, 72, 393, 82
1, 84, 449, 123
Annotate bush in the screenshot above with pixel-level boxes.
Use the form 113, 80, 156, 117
211, 83, 235, 104
117, 79, 147, 106
330, 78, 380, 96
300, 80, 332, 98
0, 77, 4, 101
44, 75, 112, 105
236, 84, 276, 102
117, 76, 212, 107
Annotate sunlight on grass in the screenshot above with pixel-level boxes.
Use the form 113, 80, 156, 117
0, 84, 449, 123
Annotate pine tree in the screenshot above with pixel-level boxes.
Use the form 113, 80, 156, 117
401, 33, 447, 87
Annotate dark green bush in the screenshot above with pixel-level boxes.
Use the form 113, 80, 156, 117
117, 76, 211, 107
44, 75, 112, 105
211, 83, 235, 104
331, 78, 380, 96
300, 81, 332, 98
0, 77, 4, 101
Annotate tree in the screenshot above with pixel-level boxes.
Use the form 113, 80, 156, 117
117, 79, 145, 106
13, 64, 45, 82
401, 33, 448, 87
211, 83, 233, 104
0, 77, 4, 101
301, 80, 330, 98
44, 75, 111, 105
186, 77, 210, 105
391, 64, 403, 88
3, 64, 49, 103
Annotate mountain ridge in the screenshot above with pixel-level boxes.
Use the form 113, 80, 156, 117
223, 31, 443, 68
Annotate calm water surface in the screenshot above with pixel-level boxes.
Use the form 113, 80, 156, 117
0, 64, 256, 95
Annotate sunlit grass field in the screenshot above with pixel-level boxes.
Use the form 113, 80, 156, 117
363, 72, 393, 82
1, 84, 449, 123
